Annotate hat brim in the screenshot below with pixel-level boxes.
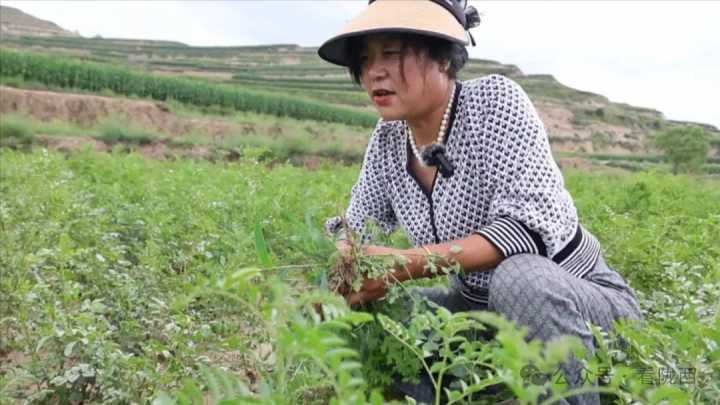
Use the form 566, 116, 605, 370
318, 0, 468, 67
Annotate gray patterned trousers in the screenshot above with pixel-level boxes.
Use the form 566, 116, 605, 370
394, 254, 643, 404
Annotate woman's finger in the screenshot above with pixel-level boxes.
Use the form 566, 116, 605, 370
347, 292, 365, 307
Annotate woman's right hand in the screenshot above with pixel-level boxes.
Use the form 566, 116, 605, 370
335, 239, 353, 254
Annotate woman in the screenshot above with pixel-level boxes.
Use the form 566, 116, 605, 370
318, 1, 642, 403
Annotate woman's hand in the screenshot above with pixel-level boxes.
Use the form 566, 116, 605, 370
336, 235, 503, 307
346, 275, 388, 307
344, 245, 403, 307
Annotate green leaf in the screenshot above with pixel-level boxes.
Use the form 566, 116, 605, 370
178, 378, 204, 405
325, 347, 359, 359
422, 340, 439, 353
200, 366, 221, 401
648, 385, 690, 402
341, 311, 374, 325
64, 341, 77, 357
151, 392, 177, 405
254, 220, 274, 268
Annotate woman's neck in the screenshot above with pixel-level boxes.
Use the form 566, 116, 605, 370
407, 80, 454, 146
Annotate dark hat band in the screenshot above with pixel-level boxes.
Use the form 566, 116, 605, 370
368, 0, 478, 30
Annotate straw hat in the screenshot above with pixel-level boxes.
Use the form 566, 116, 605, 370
318, 0, 480, 67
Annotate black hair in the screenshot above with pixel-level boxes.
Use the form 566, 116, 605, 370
345, 33, 468, 86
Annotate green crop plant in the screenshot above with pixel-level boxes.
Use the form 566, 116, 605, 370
0, 49, 378, 128
0, 148, 717, 403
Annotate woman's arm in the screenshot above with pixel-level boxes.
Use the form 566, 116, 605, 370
346, 234, 503, 306
326, 122, 398, 244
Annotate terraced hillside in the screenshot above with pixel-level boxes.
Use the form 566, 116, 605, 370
1, 8, 718, 169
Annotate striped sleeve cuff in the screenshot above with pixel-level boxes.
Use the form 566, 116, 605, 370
324, 216, 348, 241
552, 225, 601, 279
476, 217, 547, 258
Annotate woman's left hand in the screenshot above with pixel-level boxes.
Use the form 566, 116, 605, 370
346, 275, 388, 307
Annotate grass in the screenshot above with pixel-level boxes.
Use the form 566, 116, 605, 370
0, 114, 33, 148
0, 109, 371, 164
96, 116, 158, 145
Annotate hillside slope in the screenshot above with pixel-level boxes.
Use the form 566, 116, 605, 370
0, 6, 78, 37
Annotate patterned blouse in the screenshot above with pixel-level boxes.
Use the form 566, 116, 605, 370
326, 74, 601, 304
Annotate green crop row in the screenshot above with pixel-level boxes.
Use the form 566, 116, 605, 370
230, 78, 361, 93
231, 73, 356, 86
0, 49, 377, 127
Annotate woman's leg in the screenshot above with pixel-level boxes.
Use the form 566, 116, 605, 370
488, 254, 642, 405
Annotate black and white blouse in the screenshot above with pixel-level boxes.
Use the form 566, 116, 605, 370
326, 74, 601, 304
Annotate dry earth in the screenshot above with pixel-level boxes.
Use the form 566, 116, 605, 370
152, 69, 235, 81
534, 101, 648, 155
0, 85, 235, 138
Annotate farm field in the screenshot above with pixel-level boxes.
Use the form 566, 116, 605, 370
0, 149, 718, 403
1, 7, 719, 403
1, 48, 719, 174
2, 35, 720, 167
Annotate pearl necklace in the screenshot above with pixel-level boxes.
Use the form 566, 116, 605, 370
407, 82, 456, 167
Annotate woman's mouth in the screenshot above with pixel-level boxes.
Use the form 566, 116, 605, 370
372, 89, 395, 106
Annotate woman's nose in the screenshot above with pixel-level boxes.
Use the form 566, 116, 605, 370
365, 56, 388, 81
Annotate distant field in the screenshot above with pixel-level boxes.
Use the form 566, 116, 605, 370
3, 35, 719, 172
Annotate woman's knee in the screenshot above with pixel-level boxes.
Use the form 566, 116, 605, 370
491, 254, 556, 292
488, 254, 561, 314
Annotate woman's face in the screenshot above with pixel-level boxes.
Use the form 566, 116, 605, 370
359, 36, 448, 122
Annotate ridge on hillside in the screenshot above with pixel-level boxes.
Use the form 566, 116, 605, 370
0, 6, 78, 38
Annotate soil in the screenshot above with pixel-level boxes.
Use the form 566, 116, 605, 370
327, 231, 360, 297
328, 251, 356, 297
556, 157, 628, 176
0, 85, 236, 138
38, 135, 110, 153
534, 100, 646, 154
3, 84, 647, 156
34, 135, 217, 161
152, 69, 235, 81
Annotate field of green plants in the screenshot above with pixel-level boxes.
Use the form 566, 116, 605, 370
1, 28, 718, 404
1, 147, 718, 404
